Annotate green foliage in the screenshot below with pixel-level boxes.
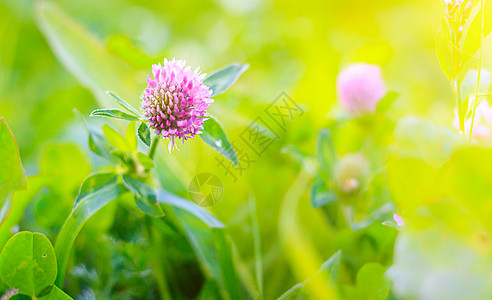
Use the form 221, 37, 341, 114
106, 91, 142, 117
74, 110, 114, 160
0, 118, 26, 223
200, 116, 238, 165
310, 179, 337, 208
136, 152, 155, 169
38, 286, 73, 300
0, 232, 57, 297
342, 264, 391, 299
375, 92, 398, 115
8, 0, 492, 299
316, 129, 336, 177
354, 263, 391, 300
462, 1, 492, 64
35, 2, 139, 109
90, 108, 140, 121
54, 172, 126, 287
137, 122, 152, 147
204, 64, 249, 97
122, 175, 164, 217
278, 250, 341, 299
156, 190, 224, 228
102, 124, 134, 153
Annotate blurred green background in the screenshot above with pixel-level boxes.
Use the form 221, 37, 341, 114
0, 0, 462, 298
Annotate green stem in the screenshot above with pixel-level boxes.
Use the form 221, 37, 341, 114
468, 0, 485, 142
456, 79, 465, 132
148, 136, 160, 160
144, 217, 172, 300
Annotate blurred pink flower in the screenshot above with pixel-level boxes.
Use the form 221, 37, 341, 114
142, 58, 213, 152
393, 213, 404, 227
336, 63, 387, 115
453, 100, 492, 140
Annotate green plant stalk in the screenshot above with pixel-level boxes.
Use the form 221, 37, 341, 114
278, 164, 336, 300
248, 195, 263, 298
450, 15, 465, 131
144, 217, 172, 300
148, 136, 160, 160
468, 0, 485, 141
456, 79, 465, 131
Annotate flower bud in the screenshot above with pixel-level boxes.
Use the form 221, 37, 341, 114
333, 153, 369, 194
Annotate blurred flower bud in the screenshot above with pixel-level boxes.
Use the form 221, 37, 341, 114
393, 213, 404, 226
333, 153, 369, 194
336, 63, 386, 115
444, 0, 464, 6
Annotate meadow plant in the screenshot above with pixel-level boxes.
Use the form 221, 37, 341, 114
1, 1, 492, 300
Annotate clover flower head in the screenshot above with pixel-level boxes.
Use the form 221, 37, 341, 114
333, 153, 369, 194
336, 63, 387, 115
142, 58, 213, 152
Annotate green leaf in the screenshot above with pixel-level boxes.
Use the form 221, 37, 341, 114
382, 220, 400, 231
35, 2, 139, 109
356, 263, 391, 300
460, 69, 491, 106
392, 117, 461, 167
448, 147, 492, 232
249, 195, 263, 297
73, 173, 117, 209
106, 91, 142, 117
136, 152, 155, 169
0, 118, 26, 223
10, 294, 32, 300
156, 190, 224, 228
212, 229, 243, 300
125, 122, 137, 152
198, 281, 221, 300
463, 1, 492, 66
281, 145, 306, 165
163, 203, 241, 299
90, 109, 140, 121
137, 122, 152, 147
74, 109, 113, 160
54, 173, 126, 287
278, 250, 342, 299
204, 64, 249, 97
89, 130, 112, 159
319, 250, 342, 282
102, 125, 133, 153
38, 285, 73, 300
277, 283, 305, 300
310, 179, 337, 209
316, 129, 336, 175
0, 232, 57, 297
375, 92, 398, 115
200, 116, 238, 165
122, 175, 164, 217
435, 30, 453, 79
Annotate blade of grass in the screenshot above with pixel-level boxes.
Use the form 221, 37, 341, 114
278, 161, 337, 300
249, 194, 263, 298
